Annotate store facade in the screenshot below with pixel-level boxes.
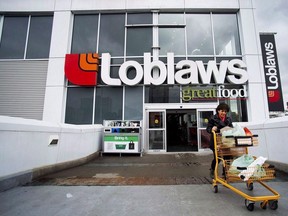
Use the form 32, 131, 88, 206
0, 0, 269, 153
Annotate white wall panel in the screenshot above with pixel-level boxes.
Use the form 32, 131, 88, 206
244, 55, 264, 83
247, 83, 269, 121
239, 0, 253, 8
49, 11, 72, 58
42, 86, 66, 123
126, 0, 184, 10
55, 0, 72, 11
239, 9, 258, 55
0, 0, 55, 12
71, 0, 126, 11
46, 58, 66, 86
185, 0, 238, 9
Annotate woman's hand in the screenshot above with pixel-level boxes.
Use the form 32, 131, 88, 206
212, 126, 217, 132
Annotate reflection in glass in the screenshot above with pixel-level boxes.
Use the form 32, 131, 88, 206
149, 130, 164, 150
159, 13, 184, 24
124, 86, 143, 120
98, 14, 125, 56
149, 112, 163, 128
159, 28, 185, 55
213, 14, 241, 55
145, 86, 180, 103
95, 87, 123, 123
126, 27, 152, 56
26, 16, 53, 59
186, 14, 213, 55
127, 13, 152, 24
71, 15, 98, 53
199, 111, 214, 128
200, 129, 210, 149
65, 87, 94, 124
0, 16, 28, 59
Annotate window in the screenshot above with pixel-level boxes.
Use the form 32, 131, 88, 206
98, 14, 125, 56
124, 86, 143, 120
186, 14, 213, 55
65, 87, 94, 124
94, 87, 123, 123
213, 14, 241, 55
126, 28, 152, 56
0, 15, 53, 59
0, 16, 28, 59
71, 15, 98, 53
159, 28, 185, 55
145, 86, 180, 103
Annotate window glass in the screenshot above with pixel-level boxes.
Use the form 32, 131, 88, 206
127, 13, 152, 24
65, 87, 94, 124
94, 87, 123, 123
126, 27, 152, 56
186, 14, 213, 55
71, 15, 98, 53
0, 16, 28, 59
26, 16, 53, 59
98, 14, 125, 56
124, 86, 143, 120
223, 86, 248, 122
145, 86, 180, 103
159, 13, 184, 24
159, 28, 185, 55
213, 14, 241, 55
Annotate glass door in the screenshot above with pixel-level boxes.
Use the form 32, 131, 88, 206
146, 110, 166, 152
197, 109, 215, 151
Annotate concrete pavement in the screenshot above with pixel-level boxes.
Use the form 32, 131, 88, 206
1, 153, 288, 215
0, 183, 288, 216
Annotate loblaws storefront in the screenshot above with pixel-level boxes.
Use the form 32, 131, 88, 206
0, 3, 268, 153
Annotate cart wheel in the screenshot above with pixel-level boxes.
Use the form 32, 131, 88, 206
246, 182, 253, 191
213, 185, 218, 193
268, 200, 278, 210
245, 199, 254, 211
260, 201, 267, 210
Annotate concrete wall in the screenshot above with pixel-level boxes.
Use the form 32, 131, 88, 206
0, 116, 103, 191
244, 116, 288, 172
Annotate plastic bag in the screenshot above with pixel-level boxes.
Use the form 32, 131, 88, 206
221, 123, 246, 137
238, 156, 267, 181
229, 155, 255, 174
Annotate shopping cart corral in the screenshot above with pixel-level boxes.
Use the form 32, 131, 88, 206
211, 131, 280, 211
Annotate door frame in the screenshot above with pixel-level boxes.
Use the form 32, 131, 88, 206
197, 109, 215, 151
145, 109, 166, 153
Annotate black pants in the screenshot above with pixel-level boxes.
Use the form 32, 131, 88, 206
211, 148, 231, 176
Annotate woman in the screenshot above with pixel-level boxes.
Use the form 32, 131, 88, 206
206, 103, 233, 179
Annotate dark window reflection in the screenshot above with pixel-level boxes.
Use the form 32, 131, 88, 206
65, 87, 94, 124
98, 14, 125, 56
71, 15, 98, 53
0, 16, 28, 59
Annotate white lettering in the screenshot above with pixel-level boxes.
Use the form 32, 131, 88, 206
101, 52, 249, 86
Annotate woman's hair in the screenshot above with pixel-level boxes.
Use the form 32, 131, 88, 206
216, 103, 230, 112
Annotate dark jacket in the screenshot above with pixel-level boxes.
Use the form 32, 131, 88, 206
206, 114, 233, 150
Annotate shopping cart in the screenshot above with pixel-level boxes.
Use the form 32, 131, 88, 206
211, 131, 280, 211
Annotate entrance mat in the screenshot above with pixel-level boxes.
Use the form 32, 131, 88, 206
27, 176, 212, 186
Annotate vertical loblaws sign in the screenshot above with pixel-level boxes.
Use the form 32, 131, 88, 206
260, 33, 284, 112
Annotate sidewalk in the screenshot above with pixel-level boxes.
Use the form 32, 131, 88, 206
0, 183, 288, 216
1, 153, 288, 216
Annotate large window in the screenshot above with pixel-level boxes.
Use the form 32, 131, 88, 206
126, 13, 152, 56
186, 14, 213, 55
65, 87, 94, 124
0, 15, 53, 59
71, 15, 98, 53
98, 14, 125, 56
94, 87, 123, 124
213, 14, 241, 55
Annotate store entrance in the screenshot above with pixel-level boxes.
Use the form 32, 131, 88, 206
166, 109, 198, 152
